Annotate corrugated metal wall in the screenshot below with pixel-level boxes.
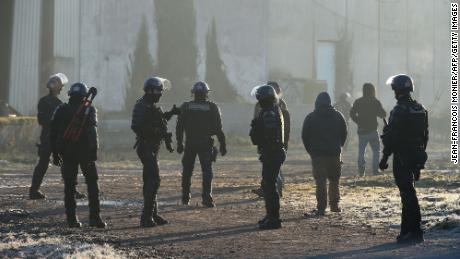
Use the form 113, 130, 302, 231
54, 0, 79, 58
9, 0, 42, 115
54, 0, 79, 87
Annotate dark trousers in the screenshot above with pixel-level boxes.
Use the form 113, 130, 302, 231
393, 154, 422, 234
261, 149, 285, 219
182, 144, 213, 200
136, 143, 161, 217
31, 137, 51, 192
61, 158, 100, 219
311, 156, 341, 211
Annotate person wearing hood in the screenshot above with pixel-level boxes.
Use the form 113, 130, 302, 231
350, 83, 386, 176
302, 92, 347, 216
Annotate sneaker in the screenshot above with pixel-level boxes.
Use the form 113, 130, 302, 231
259, 218, 282, 230
29, 190, 46, 200
152, 214, 169, 225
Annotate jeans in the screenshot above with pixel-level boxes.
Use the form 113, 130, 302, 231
358, 130, 380, 175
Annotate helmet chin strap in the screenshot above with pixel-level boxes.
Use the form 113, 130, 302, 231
259, 97, 275, 108
145, 93, 161, 103
69, 95, 84, 104
395, 91, 411, 100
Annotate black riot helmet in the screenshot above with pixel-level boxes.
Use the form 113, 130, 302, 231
251, 84, 278, 108
267, 81, 281, 95
68, 82, 88, 97
191, 81, 210, 94
144, 77, 166, 93
143, 76, 171, 103
191, 81, 210, 101
386, 74, 414, 93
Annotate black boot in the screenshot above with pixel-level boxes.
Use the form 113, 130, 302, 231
67, 213, 82, 228
397, 229, 424, 245
252, 188, 264, 198
89, 214, 107, 228
152, 201, 168, 225
259, 217, 281, 230
330, 203, 341, 213
140, 210, 156, 228
29, 189, 46, 200
258, 215, 269, 224
202, 196, 215, 208
75, 190, 86, 199
182, 193, 191, 205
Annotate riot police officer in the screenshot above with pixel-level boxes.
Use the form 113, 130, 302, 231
50, 83, 106, 228
252, 81, 290, 198
379, 74, 428, 244
30, 73, 85, 200
131, 76, 179, 227
176, 81, 227, 208
250, 84, 286, 229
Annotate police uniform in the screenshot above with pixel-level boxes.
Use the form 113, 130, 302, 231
176, 99, 226, 206
253, 98, 290, 197
50, 83, 105, 228
250, 85, 286, 229
30, 94, 62, 196
131, 77, 175, 227
380, 74, 428, 244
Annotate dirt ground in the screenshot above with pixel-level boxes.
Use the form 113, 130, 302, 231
1, 143, 459, 258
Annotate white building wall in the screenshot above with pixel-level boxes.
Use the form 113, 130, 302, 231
267, 0, 314, 79
195, 0, 268, 101
79, 0, 157, 111
9, 0, 42, 115
54, 0, 80, 101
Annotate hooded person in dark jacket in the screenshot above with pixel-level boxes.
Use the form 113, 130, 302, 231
302, 92, 347, 215
350, 83, 386, 176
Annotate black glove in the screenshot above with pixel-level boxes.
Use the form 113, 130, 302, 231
414, 169, 421, 181
89, 149, 97, 161
379, 155, 389, 171
163, 105, 181, 121
219, 143, 227, 156
52, 153, 62, 166
177, 143, 184, 154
